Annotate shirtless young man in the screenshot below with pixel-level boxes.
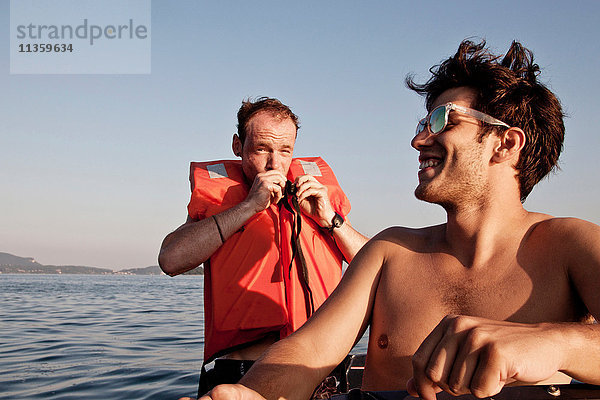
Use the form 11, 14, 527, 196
197, 40, 600, 400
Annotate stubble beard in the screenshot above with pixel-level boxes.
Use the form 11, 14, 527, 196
414, 145, 488, 212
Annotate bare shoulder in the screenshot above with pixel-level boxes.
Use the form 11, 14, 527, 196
530, 217, 600, 318
529, 215, 600, 246
529, 216, 600, 278
344, 224, 440, 272
364, 224, 445, 261
372, 224, 443, 244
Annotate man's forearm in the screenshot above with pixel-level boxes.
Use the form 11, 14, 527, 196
238, 337, 335, 400
559, 321, 600, 384
331, 220, 369, 263
158, 201, 257, 276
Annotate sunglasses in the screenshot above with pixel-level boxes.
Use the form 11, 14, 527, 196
416, 102, 510, 136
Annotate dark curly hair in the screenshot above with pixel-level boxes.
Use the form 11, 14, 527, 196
236, 97, 300, 144
406, 39, 565, 202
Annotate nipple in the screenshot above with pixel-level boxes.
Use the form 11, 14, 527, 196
377, 334, 388, 349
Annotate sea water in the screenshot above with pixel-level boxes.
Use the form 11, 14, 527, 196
0, 274, 368, 399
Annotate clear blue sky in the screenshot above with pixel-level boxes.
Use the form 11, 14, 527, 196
2, 0, 599, 269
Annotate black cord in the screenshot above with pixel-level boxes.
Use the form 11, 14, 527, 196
212, 215, 225, 244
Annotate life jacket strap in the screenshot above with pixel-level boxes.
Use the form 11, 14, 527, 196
281, 188, 316, 319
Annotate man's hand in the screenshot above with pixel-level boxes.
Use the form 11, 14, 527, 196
294, 175, 336, 228
408, 315, 565, 400
245, 171, 287, 213
190, 384, 266, 400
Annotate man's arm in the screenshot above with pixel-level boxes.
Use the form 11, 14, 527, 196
159, 170, 288, 276
201, 233, 389, 400
294, 175, 369, 262
409, 316, 600, 400
328, 217, 369, 263
557, 218, 600, 383
408, 218, 600, 400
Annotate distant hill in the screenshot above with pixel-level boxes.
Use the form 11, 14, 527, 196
119, 265, 163, 275
118, 265, 203, 275
12, 264, 114, 274
183, 266, 203, 275
0, 251, 203, 275
0, 252, 43, 268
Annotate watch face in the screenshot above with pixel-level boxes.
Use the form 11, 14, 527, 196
332, 213, 344, 229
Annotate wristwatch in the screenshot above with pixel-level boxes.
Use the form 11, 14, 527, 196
328, 212, 344, 233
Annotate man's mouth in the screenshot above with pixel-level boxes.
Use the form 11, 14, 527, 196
418, 156, 443, 171
419, 159, 441, 170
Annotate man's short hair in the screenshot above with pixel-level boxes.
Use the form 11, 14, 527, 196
406, 39, 565, 202
236, 97, 300, 144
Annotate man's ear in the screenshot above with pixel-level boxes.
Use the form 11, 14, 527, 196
232, 134, 242, 157
492, 127, 526, 165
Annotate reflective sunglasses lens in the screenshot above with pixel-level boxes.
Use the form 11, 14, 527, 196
429, 106, 447, 134
416, 119, 426, 135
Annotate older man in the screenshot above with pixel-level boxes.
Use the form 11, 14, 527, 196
159, 97, 368, 394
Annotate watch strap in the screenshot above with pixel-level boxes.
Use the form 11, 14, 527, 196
328, 212, 344, 234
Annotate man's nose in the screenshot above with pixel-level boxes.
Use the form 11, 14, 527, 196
266, 152, 282, 171
411, 128, 435, 150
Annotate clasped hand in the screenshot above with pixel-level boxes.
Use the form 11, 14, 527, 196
408, 315, 565, 400
246, 172, 335, 227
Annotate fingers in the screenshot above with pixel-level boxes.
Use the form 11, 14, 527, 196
294, 175, 327, 203
247, 171, 287, 211
270, 182, 284, 205
293, 175, 338, 227
447, 342, 479, 395
426, 333, 462, 393
411, 315, 519, 399
406, 375, 441, 400
261, 171, 287, 197
446, 324, 491, 395
200, 384, 267, 400
468, 343, 507, 398
406, 377, 417, 396
411, 315, 456, 398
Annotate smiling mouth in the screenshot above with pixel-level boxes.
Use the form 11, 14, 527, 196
419, 158, 442, 170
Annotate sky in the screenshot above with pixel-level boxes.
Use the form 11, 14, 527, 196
1, 0, 599, 270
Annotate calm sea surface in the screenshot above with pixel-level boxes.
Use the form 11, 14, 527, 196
1, 274, 368, 399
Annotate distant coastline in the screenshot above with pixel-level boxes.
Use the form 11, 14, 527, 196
0, 252, 203, 275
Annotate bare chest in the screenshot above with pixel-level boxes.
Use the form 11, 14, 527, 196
362, 252, 585, 390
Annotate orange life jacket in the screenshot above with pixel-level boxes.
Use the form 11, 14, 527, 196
187, 157, 351, 362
